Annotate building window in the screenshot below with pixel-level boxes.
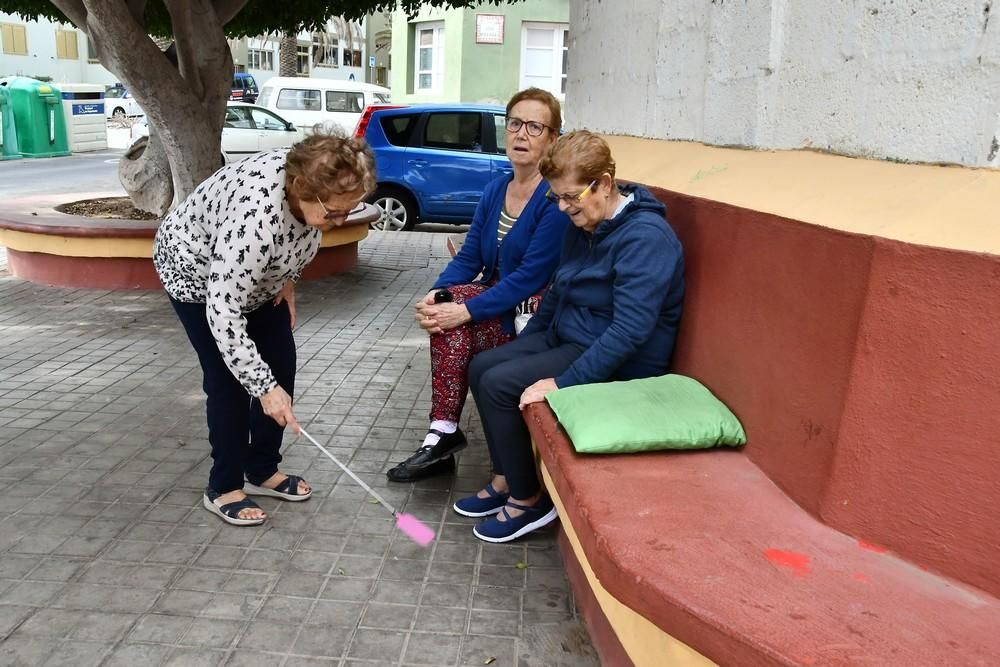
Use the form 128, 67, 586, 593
86, 36, 99, 63
297, 44, 310, 76
248, 48, 274, 71
313, 32, 338, 67
1, 23, 28, 56
55, 28, 79, 60
415, 22, 444, 93
519, 22, 569, 99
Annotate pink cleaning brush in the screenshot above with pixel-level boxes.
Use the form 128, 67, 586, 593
298, 428, 436, 547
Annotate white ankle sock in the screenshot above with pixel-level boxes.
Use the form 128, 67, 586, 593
422, 420, 458, 448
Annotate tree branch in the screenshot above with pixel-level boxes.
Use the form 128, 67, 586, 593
212, 0, 249, 27
50, 0, 88, 31
125, 0, 147, 27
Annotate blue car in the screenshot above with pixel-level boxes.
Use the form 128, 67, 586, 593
357, 104, 512, 231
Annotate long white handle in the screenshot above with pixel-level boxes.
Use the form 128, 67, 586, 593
298, 428, 397, 516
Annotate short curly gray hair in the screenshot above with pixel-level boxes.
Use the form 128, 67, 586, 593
285, 128, 376, 200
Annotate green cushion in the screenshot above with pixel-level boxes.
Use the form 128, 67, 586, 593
545, 374, 746, 454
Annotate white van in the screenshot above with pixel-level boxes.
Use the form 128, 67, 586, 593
256, 77, 391, 134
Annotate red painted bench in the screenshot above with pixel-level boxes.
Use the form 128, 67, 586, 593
523, 187, 1000, 666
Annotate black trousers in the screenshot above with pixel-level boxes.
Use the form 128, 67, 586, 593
468, 331, 584, 499
170, 297, 295, 493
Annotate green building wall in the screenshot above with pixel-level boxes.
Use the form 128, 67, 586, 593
391, 0, 568, 105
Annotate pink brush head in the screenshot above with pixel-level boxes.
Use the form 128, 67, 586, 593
395, 512, 435, 547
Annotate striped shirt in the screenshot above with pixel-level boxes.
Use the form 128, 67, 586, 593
497, 206, 517, 244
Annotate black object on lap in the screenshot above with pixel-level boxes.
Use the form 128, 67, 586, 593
434, 289, 453, 304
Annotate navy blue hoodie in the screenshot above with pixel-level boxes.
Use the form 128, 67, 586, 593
520, 184, 685, 388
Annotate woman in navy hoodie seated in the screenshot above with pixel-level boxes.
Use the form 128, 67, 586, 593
456, 130, 685, 543
387, 88, 571, 482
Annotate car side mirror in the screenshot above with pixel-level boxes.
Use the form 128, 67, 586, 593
286, 122, 295, 132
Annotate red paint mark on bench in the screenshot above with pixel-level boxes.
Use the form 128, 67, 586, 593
764, 548, 811, 577
858, 539, 889, 553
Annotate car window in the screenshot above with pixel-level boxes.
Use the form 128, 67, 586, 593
374, 93, 390, 103
224, 107, 253, 129
257, 87, 273, 108
326, 91, 365, 113
380, 114, 419, 146
249, 108, 288, 131
276, 88, 321, 111
493, 114, 506, 154
423, 112, 482, 152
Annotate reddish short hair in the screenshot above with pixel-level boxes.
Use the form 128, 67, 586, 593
506, 87, 562, 134
539, 130, 616, 184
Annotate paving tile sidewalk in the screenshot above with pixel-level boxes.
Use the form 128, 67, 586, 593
0, 232, 597, 667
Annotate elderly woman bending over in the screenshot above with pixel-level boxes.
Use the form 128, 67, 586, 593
154, 132, 375, 526
454, 131, 686, 543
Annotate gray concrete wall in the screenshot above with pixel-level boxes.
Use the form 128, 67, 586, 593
567, 0, 1000, 167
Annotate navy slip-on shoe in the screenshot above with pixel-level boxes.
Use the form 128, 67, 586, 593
473, 496, 558, 543
453, 482, 509, 518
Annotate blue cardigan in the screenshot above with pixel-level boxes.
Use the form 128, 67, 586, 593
521, 184, 685, 388
433, 174, 570, 334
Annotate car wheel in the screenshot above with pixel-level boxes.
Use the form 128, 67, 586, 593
112, 107, 125, 119
370, 187, 417, 232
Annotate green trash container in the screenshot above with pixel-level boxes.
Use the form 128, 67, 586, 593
1, 77, 70, 158
0, 86, 20, 160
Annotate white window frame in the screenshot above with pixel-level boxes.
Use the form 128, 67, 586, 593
313, 32, 339, 68
519, 22, 569, 100
414, 21, 444, 94
248, 48, 274, 71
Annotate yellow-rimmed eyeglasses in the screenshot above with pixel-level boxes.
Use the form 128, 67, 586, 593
316, 197, 365, 221
545, 180, 597, 206
505, 116, 554, 137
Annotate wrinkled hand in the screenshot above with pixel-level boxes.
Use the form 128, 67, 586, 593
274, 280, 297, 329
414, 299, 471, 334
519, 378, 558, 410
260, 385, 300, 432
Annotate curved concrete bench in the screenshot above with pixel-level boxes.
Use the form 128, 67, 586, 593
523, 140, 1000, 666
0, 193, 376, 289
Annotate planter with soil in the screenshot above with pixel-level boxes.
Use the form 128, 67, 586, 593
0, 194, 374, 289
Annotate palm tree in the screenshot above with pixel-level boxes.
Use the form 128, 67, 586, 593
278, 32, 298, 76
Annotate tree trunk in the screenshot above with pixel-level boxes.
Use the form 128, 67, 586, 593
64, 0, 238, 215
279, 32, 298, 77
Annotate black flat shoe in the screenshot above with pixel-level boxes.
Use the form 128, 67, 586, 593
386, 428, 467, 482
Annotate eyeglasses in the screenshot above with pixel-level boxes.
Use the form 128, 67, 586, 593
545, 180, 597, 206
316, 197, 364, 221
505, 116, 553, 137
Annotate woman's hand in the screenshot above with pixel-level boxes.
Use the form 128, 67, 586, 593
274, 280, 297, 329
260, 386, 300, 433
414, 301, 471, 334
519, 378, 558, 409
432, 303, 472, 332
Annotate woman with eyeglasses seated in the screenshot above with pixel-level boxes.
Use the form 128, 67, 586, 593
154, 130, 375, 526
387, 88, 571, 483
454, 130, 685, 543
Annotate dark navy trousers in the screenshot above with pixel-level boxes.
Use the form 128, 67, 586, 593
468, 331, 583, 499
170, 297, 295, 493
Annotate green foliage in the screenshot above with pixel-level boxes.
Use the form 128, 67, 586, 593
0, 1, 522, 37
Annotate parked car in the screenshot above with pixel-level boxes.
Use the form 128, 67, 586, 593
256, 76, 391, 135
355, 103, 512, 231
130, 102, 303, 166
231, 72, 259, 104
104, 86, 144, 120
